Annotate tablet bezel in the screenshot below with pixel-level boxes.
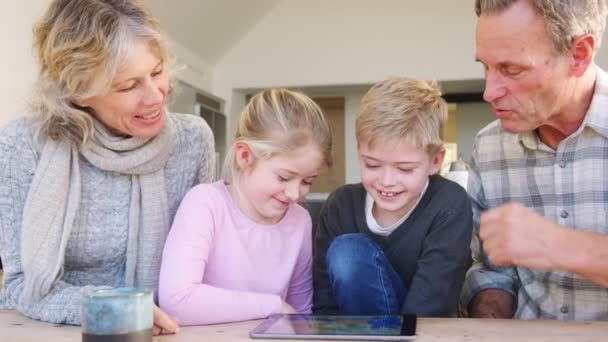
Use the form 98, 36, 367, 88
250, 314, 417, 341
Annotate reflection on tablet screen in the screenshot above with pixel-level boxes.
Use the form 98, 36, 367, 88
266, 315, 403, 336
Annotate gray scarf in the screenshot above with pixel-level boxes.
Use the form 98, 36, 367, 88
20, 116, 174, 303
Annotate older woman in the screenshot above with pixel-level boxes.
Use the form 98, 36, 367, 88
0, 0, 214, 335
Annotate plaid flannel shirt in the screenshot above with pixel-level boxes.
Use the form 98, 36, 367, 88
461, 67, 608, 320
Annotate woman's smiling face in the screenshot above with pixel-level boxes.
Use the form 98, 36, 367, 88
76, 41, 169, 138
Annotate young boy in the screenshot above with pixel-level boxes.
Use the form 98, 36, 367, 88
312, 77, 472, 317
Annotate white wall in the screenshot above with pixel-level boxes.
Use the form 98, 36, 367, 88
0, 1, 46, 127
215, 0, 479, 89
170, 41, 213, 94
213, 0, 480, 135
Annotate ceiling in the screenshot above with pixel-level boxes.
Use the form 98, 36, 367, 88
148, 0, 281, 65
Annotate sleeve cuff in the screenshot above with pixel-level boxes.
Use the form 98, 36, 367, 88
460, 264, 518, 308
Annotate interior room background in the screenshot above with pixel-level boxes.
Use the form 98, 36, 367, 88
4, 0, 608, 195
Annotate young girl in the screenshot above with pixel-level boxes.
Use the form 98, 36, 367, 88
158, 88, 332, 325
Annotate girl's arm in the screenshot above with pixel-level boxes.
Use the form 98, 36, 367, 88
312, 192, 342, 314
285, 215, 313, 313
158, 186, 283, 325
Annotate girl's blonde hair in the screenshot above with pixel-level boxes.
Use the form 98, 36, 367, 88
31, 0, 173, 146
223, 88, 333, 185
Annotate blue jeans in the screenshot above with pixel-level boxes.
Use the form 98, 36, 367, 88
326, 233, 407, 315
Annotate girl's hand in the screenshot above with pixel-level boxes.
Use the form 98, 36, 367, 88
153, 304, 180, 335
281, 301, 297, 314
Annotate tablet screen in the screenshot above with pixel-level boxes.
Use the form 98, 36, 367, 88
251, 314, 416, 340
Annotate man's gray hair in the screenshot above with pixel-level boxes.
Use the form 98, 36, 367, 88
475, 0, 607, 53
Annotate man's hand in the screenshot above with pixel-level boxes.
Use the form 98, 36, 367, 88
480, 202, 564, 270
468, 289, 516, 318
153, 304, 179, 335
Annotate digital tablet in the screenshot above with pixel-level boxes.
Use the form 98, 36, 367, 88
250, 314, 416, 341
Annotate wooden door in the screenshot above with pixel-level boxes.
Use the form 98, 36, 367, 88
310, 97, 345, 193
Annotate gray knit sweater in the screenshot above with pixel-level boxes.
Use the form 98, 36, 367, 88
0, 113, 215, 324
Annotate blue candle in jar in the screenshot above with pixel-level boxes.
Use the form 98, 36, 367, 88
81, 288, 153, 342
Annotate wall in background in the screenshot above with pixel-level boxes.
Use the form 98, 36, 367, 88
215, 1, 479, 89
5, 1, 608, 181
455, 102, 495, 164
213, 0, 480, 136
170, 41, 213, 94
170, 82, 198, 114
0, 1, 46, 127
344, 92, 364, 183
213, 0, 608, 147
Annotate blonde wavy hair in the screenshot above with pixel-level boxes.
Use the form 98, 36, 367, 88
475, 0, 607, 53
31, 0, 172, 146
356, 77, 448, 157
223, 88, 333, 186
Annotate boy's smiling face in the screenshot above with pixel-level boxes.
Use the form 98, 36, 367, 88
358, 140, 444, 226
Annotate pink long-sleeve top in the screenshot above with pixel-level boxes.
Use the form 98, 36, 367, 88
159, 181, 313, 325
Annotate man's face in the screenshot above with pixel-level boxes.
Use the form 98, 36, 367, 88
476, 0, 573, 133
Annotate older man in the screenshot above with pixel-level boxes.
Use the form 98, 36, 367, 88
462, 0, 608, 320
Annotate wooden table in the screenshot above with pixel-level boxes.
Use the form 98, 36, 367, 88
1, 309, 607, 342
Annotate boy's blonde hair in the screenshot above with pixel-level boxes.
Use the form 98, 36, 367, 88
31, 0, 173, 146
223, 88, 333, 184
356, 77, 448, 156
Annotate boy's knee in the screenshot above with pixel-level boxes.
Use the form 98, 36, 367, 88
326, 233, 378, 283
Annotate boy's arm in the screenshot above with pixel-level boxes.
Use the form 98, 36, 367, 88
312, 194, 340, 314
158, 187, 283, 325
286, 215, 313, 313
400, 194, 473, 317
